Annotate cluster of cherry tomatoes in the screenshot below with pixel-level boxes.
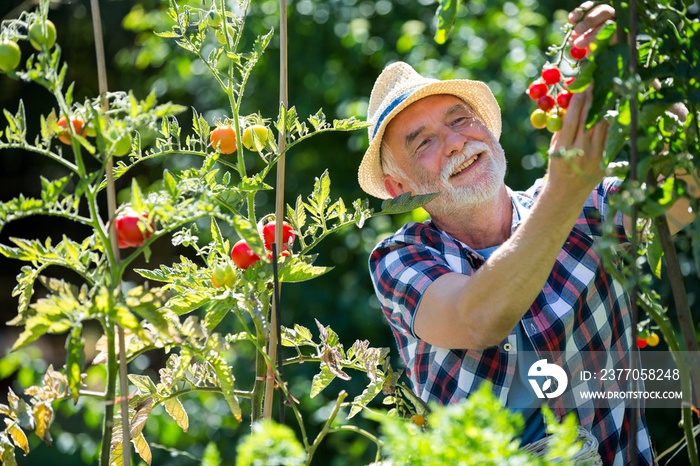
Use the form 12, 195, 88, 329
56, 114, 132, 156
527, 45, 588, 133
636, 330, 661, 349
212, 221, 295, 288
209, 124, 271, 155
0, 19, 56, 73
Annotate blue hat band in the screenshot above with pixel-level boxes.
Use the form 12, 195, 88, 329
370, 88, 416, 140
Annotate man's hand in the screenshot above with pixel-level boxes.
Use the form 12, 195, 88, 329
547, 88, 607, 203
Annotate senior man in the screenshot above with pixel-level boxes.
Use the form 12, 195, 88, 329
359, 6, 695, 466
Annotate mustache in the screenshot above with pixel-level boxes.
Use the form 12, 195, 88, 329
439, 141, 490, 182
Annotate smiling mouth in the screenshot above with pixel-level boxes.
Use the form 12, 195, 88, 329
450, 152, 483, 177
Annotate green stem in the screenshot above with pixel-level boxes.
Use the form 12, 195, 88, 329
250, 306, 269, 422
0, 143, 79, 172
305, 391, 347, 465
99, 321, 117, 466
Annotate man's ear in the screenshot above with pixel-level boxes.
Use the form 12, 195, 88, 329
384, 174, 407, 199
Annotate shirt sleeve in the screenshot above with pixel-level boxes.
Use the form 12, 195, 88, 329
592, 177, 629, 242
368, 228, 454, 339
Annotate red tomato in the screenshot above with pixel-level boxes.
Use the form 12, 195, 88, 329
527, 81, 548, 100
537, 95, 555, 111
210, 125, 237, 154
57, 116, 86, 145
541, 65, 562, 85
261, 222, 295, 252
556, 90, 573, 109
569, 46, 588, 61
115, 210, 152, 248
231, 240, 260, 269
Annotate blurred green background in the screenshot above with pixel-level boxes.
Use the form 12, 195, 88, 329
1, 0, 698, 464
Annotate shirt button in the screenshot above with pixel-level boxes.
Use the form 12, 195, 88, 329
503, 343, 512, 352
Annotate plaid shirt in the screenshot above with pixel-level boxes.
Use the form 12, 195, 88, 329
369, 178, 653, 466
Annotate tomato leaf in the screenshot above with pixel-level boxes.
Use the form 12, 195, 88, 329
65, 325, 84, 404
378, 192, 440, 215
349, 379, 384, 418
128, 374, 158, 396
4, 419, 29, 454
278, 259, 333, 283
434, 0, 458, 45
209, 355, 241, 422
133, 432, 152, 466
33, 402, 53, 446
310, 364, 336, 398
163, 397, 189, 433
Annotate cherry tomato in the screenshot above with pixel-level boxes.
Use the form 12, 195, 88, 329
537, 95, 555, 112
636, 336, 648, 349
108, 128, 132, 156
545, 110, 563, 133
210, 125, 237, 154
556, 90, 573, 109
409, 414, 425, 427
569, 46, 588, 61
57, 116, 86, 145
28, 20, 57, 51
207, 10, 222, 29
231, 240, 260, 269
541, 65, 562, 85
529, 109, 548, 129
215, 24, 236, 45
0, 41, 21, 73
646, 333, 660, 347
261, 222, 295, 252
115, 210, 153, 249
242, 124, 270, 152
527, 81, 548, 100
564, 77, 577, 88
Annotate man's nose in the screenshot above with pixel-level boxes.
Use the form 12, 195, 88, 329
444, 129, 467, 157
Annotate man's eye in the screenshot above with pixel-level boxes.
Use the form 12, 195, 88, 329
415, 138, 431, 152
452, 116, 471, 126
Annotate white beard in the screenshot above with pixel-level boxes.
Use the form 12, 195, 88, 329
406, 136, 507, 219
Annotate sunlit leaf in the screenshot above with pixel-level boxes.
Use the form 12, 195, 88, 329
163, 397, 189, 433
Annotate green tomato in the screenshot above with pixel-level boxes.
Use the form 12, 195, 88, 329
108, 128, 132, 156
242, 124, 270, 152
215, 24, 235, 45
207, 10, 222, 28
546, 110, 563, 133
28, 20, 57, 51
0, 41, 21, 73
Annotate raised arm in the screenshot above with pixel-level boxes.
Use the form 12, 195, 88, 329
414, 89, 608, 349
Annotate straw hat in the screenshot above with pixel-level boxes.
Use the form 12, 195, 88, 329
358, 61, 502, 199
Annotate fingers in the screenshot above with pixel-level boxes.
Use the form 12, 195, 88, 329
569, 4, 616, 49
590, 119, 609, 162
555, 88, 592, 149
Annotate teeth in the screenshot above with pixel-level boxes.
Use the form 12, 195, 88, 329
452, 154, 479, 176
